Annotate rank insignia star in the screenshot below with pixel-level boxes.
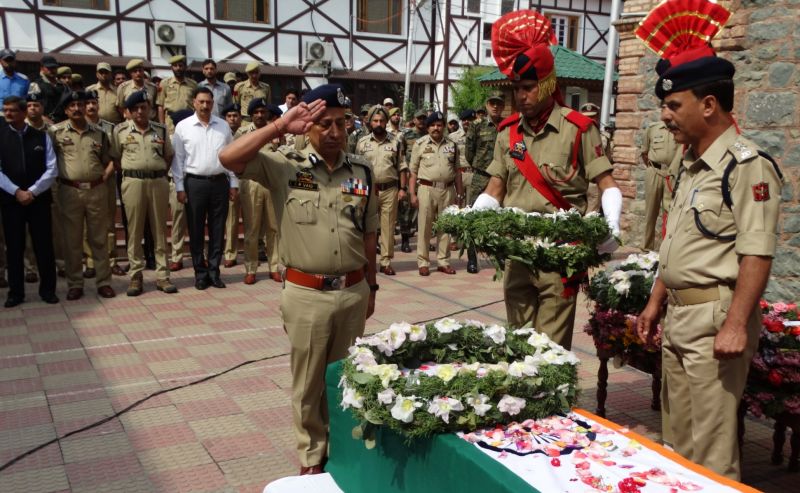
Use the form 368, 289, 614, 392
752, 182, 770, 201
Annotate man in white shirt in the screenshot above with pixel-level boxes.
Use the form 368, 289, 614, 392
171, 87, 239, 290
198, 59, 233, 117
278, 88, 299, 114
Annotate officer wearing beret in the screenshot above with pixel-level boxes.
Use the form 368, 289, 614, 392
117, 59, 158, 121
476, 11, 621, 350
232, 98, 282, 283
166, 108, 195, 272
409, 111, 463, 275
636, 0, 783, 480
157, 55, 198, 134
28, 55, 67, 123
234, 62, 270, 121
221, 103, 244, 268
640, 119, 680, 251
355, 104, 408, 275
84, 90, 126, 278
219, 84, 378, 476
398, 109, 428, 252
86, 62, 122, 125
49, 91, 116, 300
110, 91, 177, 296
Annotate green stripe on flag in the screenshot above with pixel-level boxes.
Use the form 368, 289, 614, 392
325, 360, 539, 493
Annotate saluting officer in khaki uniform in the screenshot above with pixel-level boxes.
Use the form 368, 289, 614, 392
234, 98, 282, 284
157, 55, 198, 134
116, 59, 158, 121
355, 105, 408, 275
641, 120, 680, 251
219, 84, 378, 476
477, 11, 621, 350
636, 1, 783, 479
49, 91, 117, 300
86, 62, 122, 125
223, 103, 244, 267
233, 62, 270, 121
409, 111, 463, 276
111, 92, 178, 296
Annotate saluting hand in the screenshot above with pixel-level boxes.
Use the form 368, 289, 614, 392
281, 100, 327, 135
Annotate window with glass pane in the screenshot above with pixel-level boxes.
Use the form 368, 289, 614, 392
500, 0, 516, 14
358, 0, 403, 35
215, 0, 270, 23
549, 14, 578, 50
43, 0, 108, 9
467, 0, 481, 14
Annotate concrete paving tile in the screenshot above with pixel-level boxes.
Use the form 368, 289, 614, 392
168, 383, 226, 404
70, 476, 155, 493
61, 432, 134, 463
1, 465, 70, 493
202, 432, 275, 462
138, 442, 213, 472
50, 398, 114, 422
232, 390, 290, 413
64, 453, 144, 489
0, 406, 54, 431
176, 397, 243, 421
0, 441, 63, 475
218, 453, 292, 487
147, 463, 228, 493
0, 365, 40, 382
0, 423, 56, 451
120, 405, 183, 429
126, 422, 198, 451
89, 353, 145, 369
147, 358, 203, 376
0, 343, 35, 357
186, 343, 239, 357
189, 414, 256, 440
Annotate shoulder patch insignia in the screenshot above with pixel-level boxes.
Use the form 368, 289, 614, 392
595, 144, 604, 157
752, 182, 770, 202
730, 140, 755, 162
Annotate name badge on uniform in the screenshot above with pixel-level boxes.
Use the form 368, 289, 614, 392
151, 133, 164, 145
126, 135, 136, 143
422, 146, 434, 154
289, 170, 318, 190
443, 145, 455, 154
362, 143, 373, 151
60, 137, 74, 146
383, 145, 394, 152
510, 141, 526, 160
91, 141, 102, 150
341, 177, 369, 196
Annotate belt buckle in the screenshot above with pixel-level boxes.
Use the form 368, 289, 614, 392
79, 182, 91, 190
322, 276, 344, 291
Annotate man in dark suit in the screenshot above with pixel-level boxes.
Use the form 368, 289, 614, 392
0, 96, 58, 307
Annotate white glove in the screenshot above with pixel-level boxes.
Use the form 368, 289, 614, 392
598, 187, 623, 254
473, 193, 500, 210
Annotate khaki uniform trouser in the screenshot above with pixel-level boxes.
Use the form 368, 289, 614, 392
241, 179, 279, 274
169, 181, 187, 263
0, 214, 38, 276
661, 285, 760, 481
84, 175, 118, 269
460, 170, 473, 204
416, 184, 453, 268
281, 279, 369, 467
503, 260, 578, 350
224, 181, 242, 262
58, 183, 111, 289
121, 176, 170, 279
643, 165, 666, 251
377, 186, 399, 267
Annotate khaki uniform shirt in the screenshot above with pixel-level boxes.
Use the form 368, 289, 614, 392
486, 105, 613, 214
235, 123, 280, 152
91, 118, 115, 138
86, 83, 122, 124
110, 121, 172, 171
49, 121, 111, 181
409, 135, 458, 183
466, 119, 499, 171
355, 132, 407, 184
116, 80, 158, 121
25, 118, 50, 132
658, 126, 782, 289
156, 76, 198, 113
449, 128, 470, 169
238, 148, 379, 275
233, 81, 271, 118
643, 121, 679, 175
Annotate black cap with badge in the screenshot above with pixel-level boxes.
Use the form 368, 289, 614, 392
124, 91, 150, 109
300, 84, 348, 108
425, 111, 445, 126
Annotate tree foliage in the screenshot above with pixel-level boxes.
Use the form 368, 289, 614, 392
450, 66, 495, 116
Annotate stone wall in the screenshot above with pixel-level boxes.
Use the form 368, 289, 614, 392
613, 0, 800, 301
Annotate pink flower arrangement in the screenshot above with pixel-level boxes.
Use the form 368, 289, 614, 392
584, 309, 662, 364
743, 300, 800, 419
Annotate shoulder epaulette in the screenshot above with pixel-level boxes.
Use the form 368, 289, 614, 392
727, 138, 760, 164
497, 113, 521, 132
279, 146, 306, 162
563, 109, 594, 132
347, 153, 372, 169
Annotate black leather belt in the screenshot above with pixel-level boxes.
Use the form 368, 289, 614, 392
122, 169, 168, 179
186, 173, 227, 181
376, 181, 398, 191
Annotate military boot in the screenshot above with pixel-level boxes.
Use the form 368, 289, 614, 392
467, 247, 479, 274
126, 273, 143, 297
401, 234, 411, 253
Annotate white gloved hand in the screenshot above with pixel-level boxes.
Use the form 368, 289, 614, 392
473, 193, 500, 210
598, 186, 623, 254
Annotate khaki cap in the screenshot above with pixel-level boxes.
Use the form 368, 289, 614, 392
245, 61, 261, 73
168, 54, 186, 64
70, 74, 83, 83
223, 72, 237, 83
56, 66, 72, 76
388, 107, 400, 116
486, 90, 504, 103
96, 62, 112, 72
126, 58, 145, 71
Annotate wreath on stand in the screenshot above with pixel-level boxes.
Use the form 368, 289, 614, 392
340, 319, 580, 444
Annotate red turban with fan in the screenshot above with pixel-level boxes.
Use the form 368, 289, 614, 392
491, 10, 558, 101
635, 0, 734, 98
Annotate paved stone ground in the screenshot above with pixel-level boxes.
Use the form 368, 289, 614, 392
0, 242, 795, 492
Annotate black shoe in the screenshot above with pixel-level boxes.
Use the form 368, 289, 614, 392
25, 272, 38, 283
258, 250, 268, 262
429, 244, 436, 252
145, 258, 156, 270
83, 268, 96, 279
400, 235, 411, 253
41, 294, 59, 304
467, 248, 479, 274
195, 278, 210, 290
210, 278, 226, 289
4, 296, 24, 308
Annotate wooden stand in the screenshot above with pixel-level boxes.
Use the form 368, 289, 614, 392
595, 349, 661, 418
738, 405, 799, 472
